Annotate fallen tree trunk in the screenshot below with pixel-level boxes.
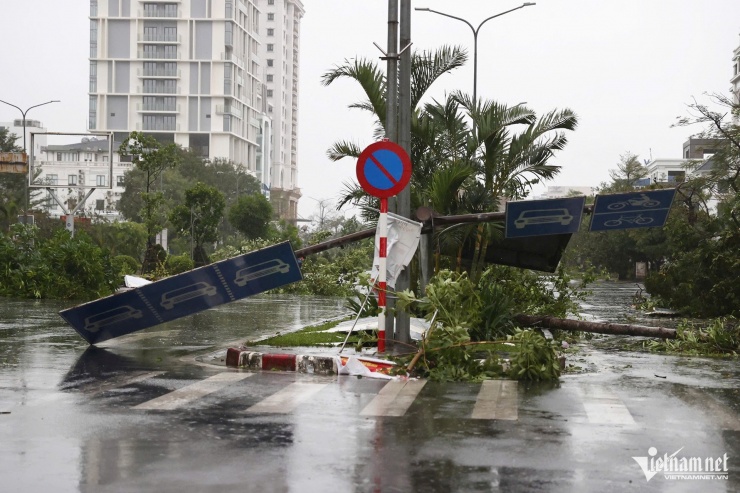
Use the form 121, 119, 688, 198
514, 314, 676, 340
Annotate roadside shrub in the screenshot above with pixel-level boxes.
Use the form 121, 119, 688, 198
112, 255, 140, 277
0, 224, 118, 300
165, 254, 194, 275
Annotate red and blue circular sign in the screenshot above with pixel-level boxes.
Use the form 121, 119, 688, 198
356, 141, 412, 199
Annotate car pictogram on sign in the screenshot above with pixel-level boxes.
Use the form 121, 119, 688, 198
234, 259, 291, 287
84, 305, 143, 332
514, 208, 574, 229
160, 282, 218, 310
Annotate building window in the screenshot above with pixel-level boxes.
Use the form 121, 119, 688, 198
116, 176, 124, 186
266, 89, 273, 97
46, 174, 58, 185
267, 28, 274, 36
96, 175, 106, 186
95, 199, 105, 211
268, 0, 274, 4
267, 44, 274, 52
68, 175, 78, 186
266, 74, 273, 82
267, 59, 273, 67
267, 13, 274, 21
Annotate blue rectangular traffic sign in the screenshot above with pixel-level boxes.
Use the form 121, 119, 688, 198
59, 241, 302, 344
590, 189, 676, 232
505, 196, 586, 238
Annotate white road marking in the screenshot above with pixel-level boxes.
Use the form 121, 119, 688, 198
579, 385, 635, 425
471, 380, 518, 420
133, 372, 253, 410
246, 382, 328, 413
359, 380, 427, 417
87, 371, 164, 396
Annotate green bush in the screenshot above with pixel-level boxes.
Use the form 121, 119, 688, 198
165, 254, 195, 275
0, 224, 118, 300
112, 255, 140, 277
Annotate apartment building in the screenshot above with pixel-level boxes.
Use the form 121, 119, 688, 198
257, 0, 304, 221
88, 0, 271, 197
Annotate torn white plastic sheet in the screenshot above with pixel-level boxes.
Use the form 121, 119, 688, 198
325, 317, 431, 341
124, 275, 153, 288
334, 356, 393, 380
370, 213, 422, 289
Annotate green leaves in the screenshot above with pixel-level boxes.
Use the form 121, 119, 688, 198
506, 329, 561, 381
0, 225, 117, 300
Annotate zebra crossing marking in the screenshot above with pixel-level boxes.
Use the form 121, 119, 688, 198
246, 382, 328, 414
360, 379, 427, 417
579, 385, 635, 425
471, 380, 518, 420
133, 372, 254, 410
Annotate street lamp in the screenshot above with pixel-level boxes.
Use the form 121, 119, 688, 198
415, 3, 535, 107
0, 98, 61, 217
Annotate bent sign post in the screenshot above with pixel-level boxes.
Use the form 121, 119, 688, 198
356, 140, 412, 353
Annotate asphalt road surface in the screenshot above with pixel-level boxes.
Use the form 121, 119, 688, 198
1, 291, 739, 492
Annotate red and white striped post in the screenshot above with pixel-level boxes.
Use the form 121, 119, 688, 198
377, 197, 388, 353
355, 140, 412, 355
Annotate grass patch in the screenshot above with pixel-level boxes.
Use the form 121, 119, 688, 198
246, 317, 368, 347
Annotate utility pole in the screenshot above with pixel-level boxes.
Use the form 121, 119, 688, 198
383, 0, 399, 348
395, 0, 412, 345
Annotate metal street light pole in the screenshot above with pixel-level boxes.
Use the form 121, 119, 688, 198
415, 3, 535, 107
0, 99, 60, 218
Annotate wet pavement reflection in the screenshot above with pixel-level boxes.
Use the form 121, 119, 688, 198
1, 283, 739, 492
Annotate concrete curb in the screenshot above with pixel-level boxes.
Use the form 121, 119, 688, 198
225, 347, 338, 375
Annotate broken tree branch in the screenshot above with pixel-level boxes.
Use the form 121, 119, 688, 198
514, 315, 676, 339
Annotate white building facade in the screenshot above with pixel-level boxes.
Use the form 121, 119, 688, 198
34, 137, 128, 220
0, 120, 47, 160
88, 0, 272, 198
257, 0, 303, 221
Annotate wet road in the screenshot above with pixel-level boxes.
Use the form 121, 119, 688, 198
1, 284, 739, 492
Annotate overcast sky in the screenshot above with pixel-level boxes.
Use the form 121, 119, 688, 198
1, 1, 738, 221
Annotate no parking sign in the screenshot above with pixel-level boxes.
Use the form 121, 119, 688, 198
356, 140, 412, 199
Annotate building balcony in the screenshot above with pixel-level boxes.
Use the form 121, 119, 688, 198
138, 86, 181, 94
138, 50, 181, 60
139, 8, 181, 18
136, 103, 180, 112
138, 68, 181, 78
216, 105, 243, 119
220, 52, 244, 69
136, 123, 180, 132
138, 33, 182, 43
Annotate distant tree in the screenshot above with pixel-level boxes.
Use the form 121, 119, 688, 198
228, 193, 272, 240
169, 183, 225, 266
119, 132, 181, 271
0, 129, 25, 230
605, 152, 649, 191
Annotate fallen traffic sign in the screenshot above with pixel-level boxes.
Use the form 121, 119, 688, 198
590, 189, 676, 231
59, 242, 302, 344
505, 196, 586, 238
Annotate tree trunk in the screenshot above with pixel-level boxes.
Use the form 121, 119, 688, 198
514, 314, 676, 339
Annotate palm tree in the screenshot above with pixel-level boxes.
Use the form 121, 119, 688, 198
322, 45, 468, 212
323, 45, 578, 284
448, 93, 578, 280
